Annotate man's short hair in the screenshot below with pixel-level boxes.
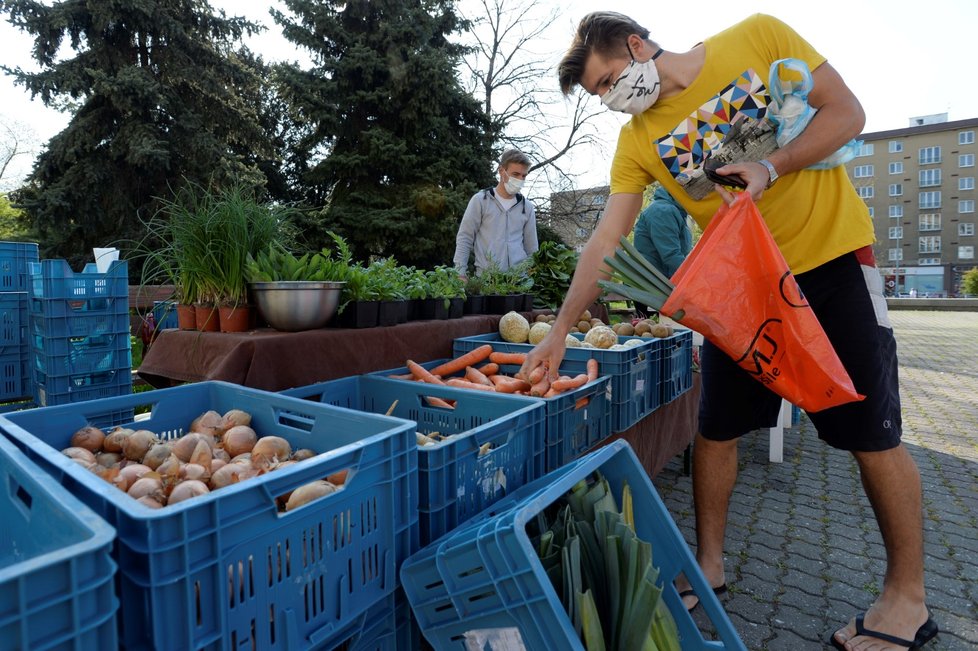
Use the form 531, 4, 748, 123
499, 149, 531, 168
558, 12, 651, 96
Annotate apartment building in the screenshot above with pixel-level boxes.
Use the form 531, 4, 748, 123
846, 114, 978, 296
544, 185, 610, 252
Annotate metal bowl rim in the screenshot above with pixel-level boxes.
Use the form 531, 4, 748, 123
249, 281, 346, 291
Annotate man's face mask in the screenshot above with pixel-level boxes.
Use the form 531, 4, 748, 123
503, 170, 525, 194
600, 42, 663, 115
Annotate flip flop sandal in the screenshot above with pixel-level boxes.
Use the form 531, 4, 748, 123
679, 583, 728, 612
829, 612, 939, 650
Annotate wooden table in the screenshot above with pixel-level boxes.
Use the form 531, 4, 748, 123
138, 314, 699, 478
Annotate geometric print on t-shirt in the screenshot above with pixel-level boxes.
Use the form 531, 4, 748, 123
656, 68, 769, 179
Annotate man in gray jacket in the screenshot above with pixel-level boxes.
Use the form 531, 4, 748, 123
453, 149, 539, 277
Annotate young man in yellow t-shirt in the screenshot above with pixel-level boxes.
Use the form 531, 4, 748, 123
522, 12, 936, 651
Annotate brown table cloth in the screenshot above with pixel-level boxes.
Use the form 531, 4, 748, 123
138, 311, 698, 477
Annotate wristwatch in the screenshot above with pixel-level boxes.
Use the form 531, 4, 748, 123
758, 159, 779, 188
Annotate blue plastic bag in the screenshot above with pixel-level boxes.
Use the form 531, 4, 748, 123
766, 58, 861, 170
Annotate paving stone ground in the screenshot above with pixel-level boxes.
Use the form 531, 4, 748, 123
652, 310, 978, 650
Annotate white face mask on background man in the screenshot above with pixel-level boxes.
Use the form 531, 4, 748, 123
503, 173, 524, 195
600, 44, 663, 115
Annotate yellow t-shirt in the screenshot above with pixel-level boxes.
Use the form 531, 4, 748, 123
610, 14, 874, 274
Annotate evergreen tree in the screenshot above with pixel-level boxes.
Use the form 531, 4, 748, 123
1, 0, 272, 270
273, 0, 494, 267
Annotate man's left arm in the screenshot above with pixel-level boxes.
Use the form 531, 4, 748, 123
523, 202, 539, 256
717, 62, 865, 201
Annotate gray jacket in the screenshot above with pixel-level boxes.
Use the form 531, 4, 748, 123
453, 188, 538, 274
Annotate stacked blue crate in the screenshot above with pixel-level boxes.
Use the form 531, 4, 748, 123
27, 259, 132, 426
0, 242, 38, 404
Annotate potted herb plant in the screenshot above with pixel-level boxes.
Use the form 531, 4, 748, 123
463, 272, 486, 315
334, 263, 380, 328
369, 258, 409, 326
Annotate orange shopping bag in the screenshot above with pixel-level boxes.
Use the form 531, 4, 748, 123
662, 194, 863, 412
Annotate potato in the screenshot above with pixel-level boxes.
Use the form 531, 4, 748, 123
617, 323, 635, 336
578, 309, 592, 322
634, 321, 652, 336
577, 320, 591, 333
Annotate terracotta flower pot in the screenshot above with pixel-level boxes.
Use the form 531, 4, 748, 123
176, 304, 197, 330
194, 304, 220, 332
218, 305, 251, 333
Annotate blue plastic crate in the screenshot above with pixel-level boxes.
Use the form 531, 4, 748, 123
660, 328, 693, 405
328, 588, 419, 651
33, 366, 134, 426
0, 431, 118, 651
0, 348, 30, 403
0, 381, 419, 651
372, 359, 611, 473
152, 299, 179, 330
31, 333, 132, 378
454, 332, 662, 433
28, 259, 128, 301
0, 242, 39, 291
283, 374, 547, 546
29, 302, 131, 340
401, 440, 745, 651
0, 292, 27, 347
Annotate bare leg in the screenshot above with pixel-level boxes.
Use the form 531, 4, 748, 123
833, 444, 930, 650
678, 433, 738, 608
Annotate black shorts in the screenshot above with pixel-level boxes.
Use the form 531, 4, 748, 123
698, 247, 902, 452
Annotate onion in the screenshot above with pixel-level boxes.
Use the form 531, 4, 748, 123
128, 476, 164, 502
285, 480, 337, 511
210, 458, 227, 473
291, 448, 317, 462
96, 452, 122, 467
209, 463, 258, 490
221, 425, 257, 457
62, 447, 97, 465
219, 409, 252, 434
212, 448, 231, 463
171, 432, 214, 462
327, 469, 349, 486
169, 480, 210, 504
115, 463, 152, 492
142, 443, 172, 470
190, 410, 222, 437
230, 453, 251, 464
98, 464, 121, 484
70, 458, 97, 471
103, 427, 133, 453
122, 429, 157, 462
180, 463, 210, 482
156, 454, 183, 482
137, 496, 163, 509
70, 426, 105, 452
251, 436, 291, 470
189, 439, 213, 469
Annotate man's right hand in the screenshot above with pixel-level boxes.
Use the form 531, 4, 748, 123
519, 327, 568, 382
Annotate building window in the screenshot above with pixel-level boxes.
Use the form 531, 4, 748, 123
857, 186, 874, 199
961, 200, 976, 214
919, 191, 941, 209
888, 162, 903, 174
888, 226, 903, 239
856, 143, 874, 157
960, 177, 975, 191
889, 141, 903, 153
853, 165, 874, 178
959, 223, 975, 236
919, 257, 941, 266
888, 205, 903, 218
867, 207, 874, 218
918, 146, 941, 164
919, 213, 941, 231
918, 169, 941, 187
889, 184, 903, 197
919, 236, 941, 254
961, 153, 976, 168
960, 246, 975, 260
590, 195, 606, 205
960, 130, 976, 145
888, 248, 903, 261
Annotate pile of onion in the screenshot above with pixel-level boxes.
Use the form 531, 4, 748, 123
60, 408, 345, 510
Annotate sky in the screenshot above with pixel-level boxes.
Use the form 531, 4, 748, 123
2, 0, 976, 192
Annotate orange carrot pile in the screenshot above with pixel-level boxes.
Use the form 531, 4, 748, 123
385, 346, 601, 405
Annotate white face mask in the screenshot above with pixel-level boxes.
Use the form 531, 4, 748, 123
503, 174, 524, 195
600, 47, 663, 115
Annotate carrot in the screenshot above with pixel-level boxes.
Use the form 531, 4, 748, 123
476, 362, 499, 376
446, 377, 495, 391
551, 373, 589, 392
464, 366, 493, 387
387, 373, 415, 381
489, 352, 527, 365
528, 365, 547, 385
575, 397, 590, 409
529, 375, 550, 397
424, 396, 456, 409
429, 345, 494, 377
407, 360, 445, 385
586, 358, 599, 382
489, 375, 530, 394
543, 387, 559, 398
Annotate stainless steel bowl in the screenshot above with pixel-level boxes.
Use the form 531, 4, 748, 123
249, 281, 345, 332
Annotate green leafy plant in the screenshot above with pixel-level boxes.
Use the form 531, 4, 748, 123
529, 241, 579, 310
245, 232, 353, 284
426, 265, 466, 308
479, 260, 534, 295
364, 258, 408, 301
961, 267, 978, 296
